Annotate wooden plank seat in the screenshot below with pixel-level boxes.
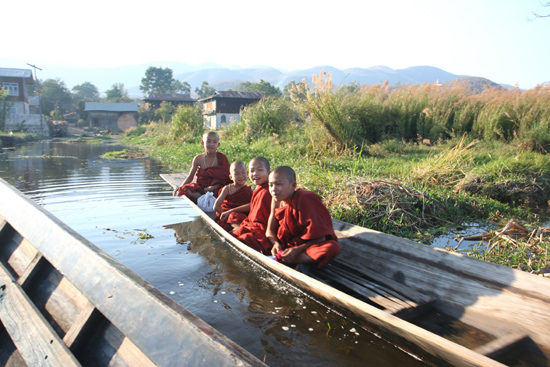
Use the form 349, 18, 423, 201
311, 258, 436, 320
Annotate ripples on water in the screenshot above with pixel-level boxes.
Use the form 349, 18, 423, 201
0, 140, 427, 366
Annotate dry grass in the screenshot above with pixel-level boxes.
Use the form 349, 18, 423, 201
409, 135, 478, 187
324, 179, 446, 230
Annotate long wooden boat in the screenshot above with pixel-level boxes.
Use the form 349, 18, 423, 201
162, 173, 550, 367
0, 177, 266, 367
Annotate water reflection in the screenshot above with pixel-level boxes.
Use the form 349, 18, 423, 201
164, 218, 425, 366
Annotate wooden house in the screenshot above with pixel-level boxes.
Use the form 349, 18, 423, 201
142, 93, 196, 110
84, 102, 139, 132
0, 67, 49, 135
198, 91, 264, 130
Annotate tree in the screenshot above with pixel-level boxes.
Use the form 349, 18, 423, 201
235, 79, 281, 98
72, 82, 100, 100
105, 83, 131, 102
195, 81, 216, 99
140, 66, 191, 96
40, 78, 73, 117
155, 101, 176, 123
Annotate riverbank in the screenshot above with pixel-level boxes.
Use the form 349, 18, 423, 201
120, 122, 550, 274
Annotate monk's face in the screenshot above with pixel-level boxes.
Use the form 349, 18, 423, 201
230, 164, 248, 186
248, 159, 269, 186
269, 171, 296, 202
201, 133, 220, 153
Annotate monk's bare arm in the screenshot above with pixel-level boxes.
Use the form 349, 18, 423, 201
214, 186, 230, 214
266, 198, 283, 256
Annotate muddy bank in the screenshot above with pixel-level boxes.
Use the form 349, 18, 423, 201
458, 175, 550, 209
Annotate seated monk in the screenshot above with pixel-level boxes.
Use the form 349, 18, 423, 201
172, 131, 231, 202
231, 157, 272, 254
266, 166, 340, 270
214, 161, 253, 231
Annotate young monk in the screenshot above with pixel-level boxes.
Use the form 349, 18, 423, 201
231, 157, 273, 254
173, 131, 231, 203
266, 166, 340, 270
214, 161, 253, 231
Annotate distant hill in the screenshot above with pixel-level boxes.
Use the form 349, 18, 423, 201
443, 77, 504, 93
32, 61, 505, 98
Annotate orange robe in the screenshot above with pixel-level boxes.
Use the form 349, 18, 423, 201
176, 152, 230, 198
274, 189, 340, 268
215, 185, 253, 231
231, 182, 272, 254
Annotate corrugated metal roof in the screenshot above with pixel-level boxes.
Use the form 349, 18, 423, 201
0, 68, 33, 79
198, 91, 265, 102
84, 102, 139, 112
143, 93, 196, 102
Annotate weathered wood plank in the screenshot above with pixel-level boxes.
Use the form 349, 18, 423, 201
17, 252, 44, 288
332, 257, 435, 305
0, 263, 81, 367
63, 301, 97, 349
474, 332, 528, 359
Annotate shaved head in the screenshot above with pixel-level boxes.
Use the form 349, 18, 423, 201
230, 160, 246, 171
203, 131, 219, 141
250, 156, 270, 171
271, 166, 296, 183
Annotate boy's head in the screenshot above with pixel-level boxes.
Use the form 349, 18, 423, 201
248, 157, 270, 186
268, 166, 297, 202
230, 161, 247, 186
201, 131, 220, 153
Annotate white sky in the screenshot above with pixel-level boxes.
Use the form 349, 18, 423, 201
2, 0, 549, 89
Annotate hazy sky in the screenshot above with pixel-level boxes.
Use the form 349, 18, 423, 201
2, 0, 549, 89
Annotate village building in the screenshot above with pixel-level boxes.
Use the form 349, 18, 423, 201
84, 102, 139, 132
0, 67, 49, 135
142, 93, 196, 110
198, 91, 264, 130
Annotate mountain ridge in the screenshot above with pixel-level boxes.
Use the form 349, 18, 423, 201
26, 61, 501, 97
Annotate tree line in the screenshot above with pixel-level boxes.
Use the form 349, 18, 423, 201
22, 66, 291, 124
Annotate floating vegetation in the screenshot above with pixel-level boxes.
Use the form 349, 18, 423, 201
102, 149, 148, 159
450, 219, 550, 275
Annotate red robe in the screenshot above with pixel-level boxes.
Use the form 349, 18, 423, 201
231, 182, 272, 254
176, 152, 230, 198
274, 189, 340, 268
215, 185, 253, 231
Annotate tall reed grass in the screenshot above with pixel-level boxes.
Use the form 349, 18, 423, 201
290, 74, 550, 153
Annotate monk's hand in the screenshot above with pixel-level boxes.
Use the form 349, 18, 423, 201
172, 186, 179, 196
220, 211, 230, 221
281, 247, 302, 263
271, 242, 284, 256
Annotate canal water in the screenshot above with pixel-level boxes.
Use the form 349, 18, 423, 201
0, 140, 427, 367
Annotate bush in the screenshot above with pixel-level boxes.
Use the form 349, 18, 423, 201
170, 105, 203, 142
241, 97, 295, 139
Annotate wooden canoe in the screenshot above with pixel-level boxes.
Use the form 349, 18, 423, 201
162, 173, 550, 367
0, 177, 266, 367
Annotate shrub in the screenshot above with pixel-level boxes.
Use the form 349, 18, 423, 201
241, 97, 295, 139
170, 105, 203, 142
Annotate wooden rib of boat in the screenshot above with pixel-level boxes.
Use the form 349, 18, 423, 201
162, 173, 550, 367
0, 177, 266, 367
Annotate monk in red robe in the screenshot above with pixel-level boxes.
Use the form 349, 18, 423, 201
266, 166, 340, 269
231, 157, 273, 254
172, 131, 231, 202
214, 161, 253, 231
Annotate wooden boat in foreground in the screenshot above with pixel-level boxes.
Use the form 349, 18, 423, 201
162, 173, 550, 367
0, 177, 266, 367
